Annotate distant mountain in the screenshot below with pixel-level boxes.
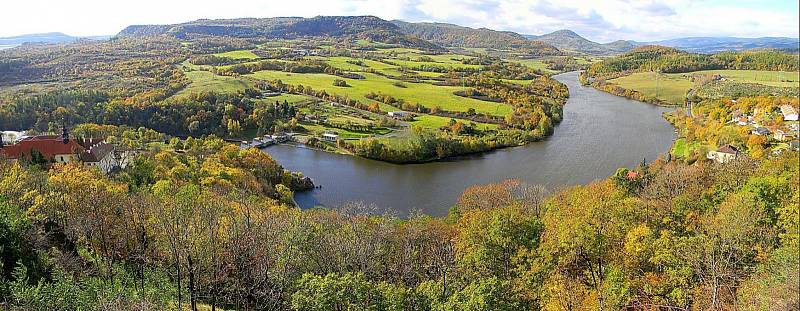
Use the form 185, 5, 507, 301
391, 20, 562, 56
118, 16, 443, 50
0, 32, 76, 46
0, 32, 111, 49
525, 30, 634, 55
643, 37, 799, 53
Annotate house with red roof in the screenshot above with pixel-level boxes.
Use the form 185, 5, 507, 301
0, 128, 118, 173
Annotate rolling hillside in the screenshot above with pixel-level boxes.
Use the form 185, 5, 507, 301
391, 20, 562, 56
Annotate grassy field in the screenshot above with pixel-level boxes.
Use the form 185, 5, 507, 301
299, 122, 390, 139
246, 71, 512, 116
411, 115, 498, 131
308, 56, 398, 72
387, 58, 482, 70
511, 59, 559, 74
609, 70, 800, 104
177, 70, 253, 96
609, 72, 694, 104
689, 70, 799, 87
671, 138, 714, 159
214, 49, 259, 59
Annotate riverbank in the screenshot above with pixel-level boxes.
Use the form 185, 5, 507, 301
263, 71, 676, 215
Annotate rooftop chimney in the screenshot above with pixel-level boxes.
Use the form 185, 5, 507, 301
62, 126, 69, 144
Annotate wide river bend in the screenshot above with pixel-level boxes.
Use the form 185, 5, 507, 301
264, 71, 675, 216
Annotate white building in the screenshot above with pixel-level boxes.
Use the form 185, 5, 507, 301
321, 132, 339, 142
80, 141, 118, 174
780, 104, 799, 121
707, 145, 739, 164
388, 111, 413, 119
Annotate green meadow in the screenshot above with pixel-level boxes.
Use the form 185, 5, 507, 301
687, 70, 799, 87
609, 70, 800, 104
246, 70, 512, 116
609, 72, 693, 104
411, 115, 498, 131
177, 70, 254, 96
510, 59, 558, 74
213, 49, 260, 59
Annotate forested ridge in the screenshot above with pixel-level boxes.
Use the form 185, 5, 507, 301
119, 16, 443, 51
583, 46, 799, 79
391, 21, 562, 56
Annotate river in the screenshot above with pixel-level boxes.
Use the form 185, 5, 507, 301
264, 71, 676, 216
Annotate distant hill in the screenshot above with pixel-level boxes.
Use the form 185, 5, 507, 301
525, 30, 635, 55
118, 16, 443, 50
0, 32, 111, 49
391, 20, 562, 56
643, 37, 799, 54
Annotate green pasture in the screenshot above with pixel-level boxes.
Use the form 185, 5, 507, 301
246, 70, 512, 116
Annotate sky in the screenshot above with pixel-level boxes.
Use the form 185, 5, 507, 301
2, 0, 798, 42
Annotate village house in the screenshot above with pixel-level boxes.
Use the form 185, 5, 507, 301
780, 104, 799, 121
735, 116, 749, 126
706, 145, 740, 164
79, 139, 118, 174
773, 129, 797, 141
388, 111, 414, 119
751, 127, 771, 136
321, 131, 339, 142
0, 128, 118, 174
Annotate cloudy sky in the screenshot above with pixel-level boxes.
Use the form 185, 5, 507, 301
3, 0, 798, 42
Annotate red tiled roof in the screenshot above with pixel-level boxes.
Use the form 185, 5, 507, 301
0, 135, 86, 160
626, 171, 639, 179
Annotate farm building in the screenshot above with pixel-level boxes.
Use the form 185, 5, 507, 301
780, 104, 799, 121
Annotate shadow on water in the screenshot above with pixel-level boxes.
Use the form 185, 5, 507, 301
266, 71, 677, 216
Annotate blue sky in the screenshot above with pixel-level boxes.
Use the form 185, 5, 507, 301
2, 0, 798, 42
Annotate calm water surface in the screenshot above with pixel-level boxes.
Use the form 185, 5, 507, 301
264, 71, 675, 215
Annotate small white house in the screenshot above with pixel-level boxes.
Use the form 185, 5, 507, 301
774, 129, 797, 141
707, 145, 739, 164
388, 111, 413, 119
321, 132, 339, 142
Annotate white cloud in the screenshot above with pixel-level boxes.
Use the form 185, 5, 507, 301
0, 0, 797, 41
